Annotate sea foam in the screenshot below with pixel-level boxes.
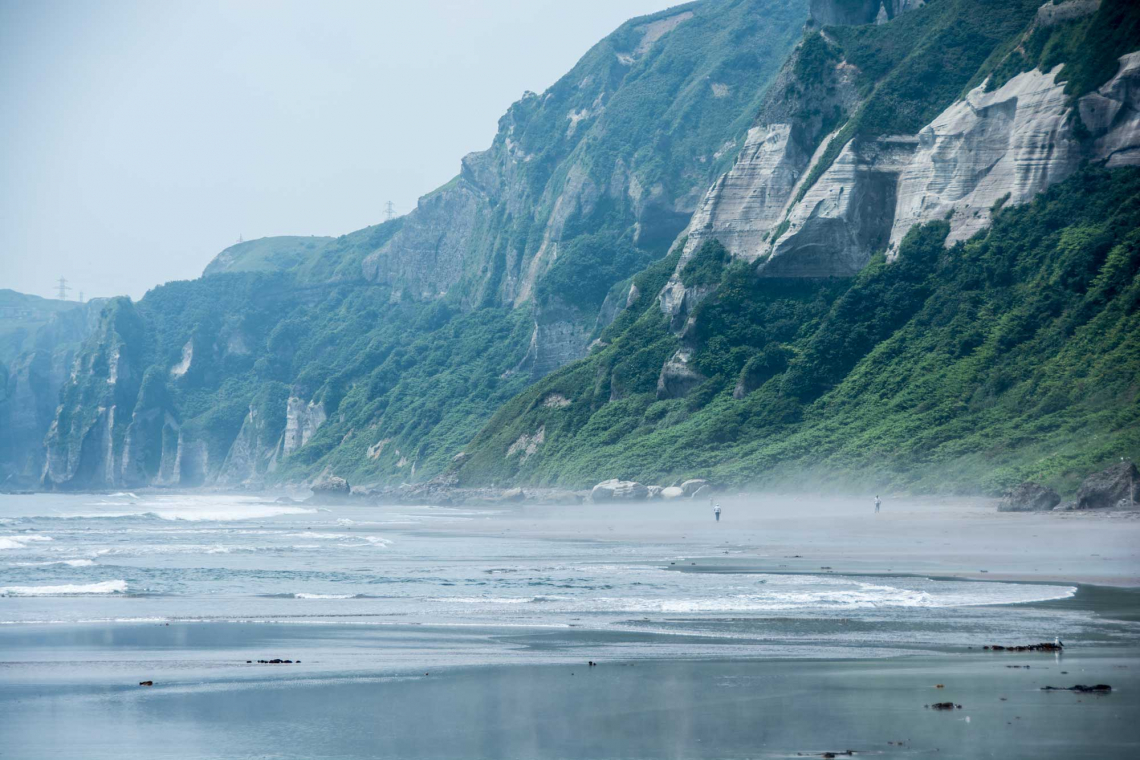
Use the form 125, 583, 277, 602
0, 580, 127, 596
0, 535, 54, 550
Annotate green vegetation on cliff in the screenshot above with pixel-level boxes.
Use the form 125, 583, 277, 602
0, 289, 85, 364
38, 0, 810, 489
33, 0, 1140, 497
457, 167, 1140, 496
982, 0, 1140, 96
792, 0, 1043, 207
202, 236, 335, 277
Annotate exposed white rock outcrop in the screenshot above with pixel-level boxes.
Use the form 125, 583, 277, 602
121, 408, 180, 487
170, 340, 193, 378
215, 405, 281, 486
684, 125, 803, 264
765, 135, 915, 277
891, 52, 1140, 251
171, 433, 209, 486
680, 479, 710, 496
656, 349, 707, 399
367, 437, 392, 460
283, 397, 327, 456
633, 11, 693, 57
506, 426, 545, 462
675, 51, 1140, 284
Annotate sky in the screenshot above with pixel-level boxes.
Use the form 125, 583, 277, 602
0, 0, 679, 301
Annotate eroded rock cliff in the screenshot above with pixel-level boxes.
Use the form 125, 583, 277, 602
663, 0, 1138, 354
35, 0, 810, 490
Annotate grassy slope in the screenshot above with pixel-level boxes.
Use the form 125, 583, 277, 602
0, 289, 84, 365
458, 167, 1140, 496
201, 236, 335, 277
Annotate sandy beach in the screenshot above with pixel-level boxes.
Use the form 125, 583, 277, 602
1, 492, 1138, 758
466, 494, 1140, 587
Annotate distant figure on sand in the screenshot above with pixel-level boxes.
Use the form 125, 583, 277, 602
875, 495, 881, 514
714, 504, 721, 522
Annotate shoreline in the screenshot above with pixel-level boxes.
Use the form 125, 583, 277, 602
4, 490, 1139, 758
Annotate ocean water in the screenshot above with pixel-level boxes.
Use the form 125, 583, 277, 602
0, 492, 1109, 662
4, 493, 1140, 759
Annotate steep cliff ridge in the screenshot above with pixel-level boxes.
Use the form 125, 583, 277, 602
457, 165, 1140, 494
717, 0, 1139, 279
362, 0, 807, 368
37, 0, 809, 490
41, 299, 148, 489
661, 0, 1138, 370
0, 293, 104, 488
672, 0, 1048, 288
453, 0, 1140, 494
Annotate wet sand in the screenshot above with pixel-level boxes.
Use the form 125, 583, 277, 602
466, 495, 1140, 586
1, 625, 1137, 759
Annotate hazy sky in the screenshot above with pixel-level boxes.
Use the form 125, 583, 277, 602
0, 0, 678, 301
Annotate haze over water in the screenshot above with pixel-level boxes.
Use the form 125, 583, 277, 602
0, 493, 1098, 661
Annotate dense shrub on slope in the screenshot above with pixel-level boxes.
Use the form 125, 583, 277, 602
458, 167, 1140, 495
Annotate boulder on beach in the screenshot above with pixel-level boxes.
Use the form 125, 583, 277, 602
680, 479, 708, 497
998, 482, 1061, 512
1076, 461, 1139, 509
590, 479, 649, 502
307, 476, 352, 503
311, 475, 350, 495
646, 485, 663, 499
660, 486, 685, 500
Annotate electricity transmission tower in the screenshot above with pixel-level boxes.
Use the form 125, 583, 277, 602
56, 277, 71, 300
384, 201, 396, 222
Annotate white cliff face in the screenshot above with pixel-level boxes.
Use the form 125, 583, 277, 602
651, 35, 1140, 396
656, 349, 707, 399
120, 409, 180, 487
216, 405, 281, 486
765, 135, 916, 276
890, 65, 1080, 249
170, 340, 193, 379
684, 125, 804, 263
283, 397, 327, 457
892, 52, 1140, 251
675, 51, 1140, 285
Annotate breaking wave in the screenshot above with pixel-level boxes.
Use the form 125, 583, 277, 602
0, 580, 128, 596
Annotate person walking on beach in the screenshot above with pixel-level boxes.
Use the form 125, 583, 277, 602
714, 504, 721, 522
874, 495, 881, 514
